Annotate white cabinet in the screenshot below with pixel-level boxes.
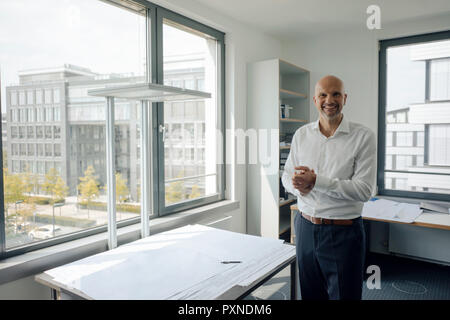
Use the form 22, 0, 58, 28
247, 59, 310, 238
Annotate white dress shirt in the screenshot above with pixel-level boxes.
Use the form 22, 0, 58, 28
282, 115, 377, 220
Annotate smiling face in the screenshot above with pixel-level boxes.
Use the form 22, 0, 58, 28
313, 75, 347, 121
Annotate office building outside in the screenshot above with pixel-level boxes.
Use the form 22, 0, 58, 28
385, 40, 450, 194
5, 54, 207, 202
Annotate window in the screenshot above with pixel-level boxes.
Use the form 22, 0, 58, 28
161, 15, 224, 214
27, 126, 34, 139
19, 126, 25, 139
53, 88, 60, 104
27, 144, 35, 156
54, 144, 61, 157
54, 126, 61, 139
396, 132, 413, 147
28, 108, 35, 122
11, 144, 19, 156
45, 107, 53, 122
45, 126, 52, 139
379, 31, 450, 200
19, 144, 27, 156
19, 91, 25, 105
428, 124, 450, 166
44, 89, 52, 104
11, 127, 18, 139
10, 91, 17, 106
430, 58, 450, 101
45, 144, 52, 157
386, 131, 393, 146
27, 91, 34, 105
37, 144, 44, 157
54, 107, 61, 121
36, 90, 43, 104
37, 161, 44, 174
36, 126, 44, 139
0, 0, 224, 258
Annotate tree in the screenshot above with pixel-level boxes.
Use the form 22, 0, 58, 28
115, 173, 129, 204
42, 168, 59, 199
53, 176, 69, 203
78, 166, 100, 218
3, 168, 24, 216
189, 185, 202, 199
102, 172, 130, 203
21, 164, 37, 195
165, 181, 184, 204
165, 171, 186, 205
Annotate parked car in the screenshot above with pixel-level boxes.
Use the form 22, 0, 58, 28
28, 225, 62, 240
15, 222, 33, 234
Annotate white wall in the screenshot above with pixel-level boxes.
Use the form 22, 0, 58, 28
281, 13, 450, 136
150, 0, 282, 233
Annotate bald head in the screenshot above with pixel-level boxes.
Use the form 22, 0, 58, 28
315, 75, 345, 96
313, 75, 347, 122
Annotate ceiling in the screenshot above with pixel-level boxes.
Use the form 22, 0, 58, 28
191, 0, 450, 39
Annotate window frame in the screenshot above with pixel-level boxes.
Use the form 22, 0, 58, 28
155, 7, 225, 217
0, 0, 226, 259
378, 30, 450, 201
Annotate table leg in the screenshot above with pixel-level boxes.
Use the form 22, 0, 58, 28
51, 289, 60, 300
290, 260, 297, 300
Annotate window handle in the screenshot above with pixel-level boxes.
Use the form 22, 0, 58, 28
159, 125, 166, 142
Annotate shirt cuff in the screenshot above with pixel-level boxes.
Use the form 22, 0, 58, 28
314, 174, 332, 193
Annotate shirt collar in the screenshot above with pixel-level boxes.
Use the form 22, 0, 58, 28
313, 114, 350, 135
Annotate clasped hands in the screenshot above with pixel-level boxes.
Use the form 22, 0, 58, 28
292, 166, 316, 196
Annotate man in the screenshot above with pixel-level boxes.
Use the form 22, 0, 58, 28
281, 75, 376, 300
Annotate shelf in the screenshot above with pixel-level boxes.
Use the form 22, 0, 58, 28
280, 145, 291, 150
280, 118, 308, 123
279, 198, 296, 207
279, 88, 307, 99
279, 59, 309, 75
279, 211, 291, 235
88, 82, 211, 102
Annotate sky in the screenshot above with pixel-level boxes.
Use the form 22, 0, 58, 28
0, 0, 207, 113
386, 45, 425, 111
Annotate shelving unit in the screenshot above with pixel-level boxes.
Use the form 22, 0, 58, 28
247, 58, 309, 239
280, 118, 307, 123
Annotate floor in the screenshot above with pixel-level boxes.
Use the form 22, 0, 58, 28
244, 252, 450, 300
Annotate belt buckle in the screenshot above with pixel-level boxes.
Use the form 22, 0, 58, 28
317, 217, 323, 225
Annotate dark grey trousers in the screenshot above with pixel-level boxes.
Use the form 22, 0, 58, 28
294, 213, 366, 300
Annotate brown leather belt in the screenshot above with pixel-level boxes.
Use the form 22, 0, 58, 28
301, 212, 354, 226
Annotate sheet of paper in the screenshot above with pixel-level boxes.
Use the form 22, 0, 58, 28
44, 224, 293, 300
362, 199, 422, 223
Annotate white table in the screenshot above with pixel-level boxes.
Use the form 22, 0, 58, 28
35, 225, 297, 300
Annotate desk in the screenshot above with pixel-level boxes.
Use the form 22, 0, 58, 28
35, 225, 297, 300
290, 204, 450, 264
290, 204, 450, 234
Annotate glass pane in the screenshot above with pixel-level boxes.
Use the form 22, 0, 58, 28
384, 39, 450, 194
114, 110, 141, 223
386, 171, 450, 194
163, 19, 219, 206
1, 0, 147, 249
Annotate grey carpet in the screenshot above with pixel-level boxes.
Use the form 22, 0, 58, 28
244, 252, 450, 300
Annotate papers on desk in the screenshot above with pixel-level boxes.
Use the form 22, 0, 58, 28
362, 198, 423, 223
420, 201, 450, 214
44, 224, 295, 300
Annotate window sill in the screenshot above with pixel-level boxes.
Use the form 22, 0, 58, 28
0, 200, 239, 286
